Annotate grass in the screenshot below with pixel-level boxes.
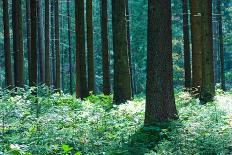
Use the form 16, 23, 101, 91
0, 87, 231, 155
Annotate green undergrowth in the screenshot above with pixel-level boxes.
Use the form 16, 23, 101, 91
0, 86, 231, 155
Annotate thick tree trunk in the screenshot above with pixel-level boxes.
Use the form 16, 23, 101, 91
12, 0, 24, 87
37, 0, 45, 84
3, 0, 13, 88
101, 0, 111, 95
86, 0, 95, 93
200, 0, 215, 103
67, 0, 73, 94
75, 0, 88, 98
182, 0, 191, 89
112, 0, 132, 103
55, 0, 60, 91
45, 0, 50, 86
145, 0, 177, 124
29, 0, 37, 86
190, 0, 202, 94
216, 0, 226, 90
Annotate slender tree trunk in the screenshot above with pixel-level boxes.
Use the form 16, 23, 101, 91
200, 0, 215, 103
67, 0, 73, 94
112, 0, 132, 103
190, 0, 202, 94
61, 3, 65, 91
182, 0, 191, 89
29, 0, 37, 86
86, 0, 95, 93
216, 0, 226, 90
12, 0, 24, 87
3, 0, 13, 88
145, 0, 177, 124
26, 0, 31, 86
55, 0, 60, 91
45, 0, 50, 86
51, 0, 56, 87
125, 0, 134, 97
101, 0, 111, 95
75, 0, 88, 98
37, 0, 45, 84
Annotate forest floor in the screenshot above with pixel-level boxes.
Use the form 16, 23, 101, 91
0, 88, 231, 155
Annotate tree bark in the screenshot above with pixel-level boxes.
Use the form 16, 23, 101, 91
51, 0, 56, 87
200, 0, 215, 103
86, 0, 95, 93
182, 0, 191, 89
101, 0, 111, 95
75, 0, 88, 98
12, 0, 24, 87
3, 0, 13, 88
190, 0, 202, 94
45, 0, 50, 86
55, 0, 60, 91
145, 0, 177, 124
112, 0, 132, 104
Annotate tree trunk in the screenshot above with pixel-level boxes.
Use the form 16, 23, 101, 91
145, 0, 177, 124
86, 0, 95, 93
200, 0, 215, 103
3, 0, 13, 88
182, 0, 191, 89
26, 0, 31, 86
190, 0, 202, 94
55, 0, 60, 91
216, 0, 226, 90
61, 3, 65, 91
37, 0, 45, 84
45, 0, 50, 86
12, 0, 24, 87
29, 0, 37, 86
112, 0, 132, 104
101, 0, 111, 95
51, 0, 56, 87
75, 0, 88, 98
67, 0, 73, 94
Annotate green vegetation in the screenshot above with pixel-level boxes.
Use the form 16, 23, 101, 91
0, 88, 231, 154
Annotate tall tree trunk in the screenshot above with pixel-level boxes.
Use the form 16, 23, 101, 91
29, 0, 37, 86
67, 0, 73, 94
45, 0, 50, 86
26, 0, 31, 86
37, 0, 45, 84
216, 0, 226, 90
101, 0, 111, 95
3, 0, 13, 88
86, 0, 95, 93
145, 0, 177, 124
55, 0, 60, 91
190, 0, 202, 94
200, 0, 215, 103
51, 0, 56, 87
125, 0, 134, 97
75, 0, 88, 98
182, 0, 191, 89
112, 0, 132, 104
12, 0, 24, 87
61, 3, 65, 91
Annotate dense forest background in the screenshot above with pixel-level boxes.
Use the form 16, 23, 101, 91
0, 0, 231, 93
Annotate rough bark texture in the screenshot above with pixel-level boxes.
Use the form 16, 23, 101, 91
67, 0, 73, 94
3, 0, 13, 88
86, 0, 95, 93
45, 0, 50, 86
30, 0, 37, 86
55, 0, 60, 91
101, 0, 111, 95
12, 0, 24, 87
75, 0, 88, 98
112, 0, 132, 104
216, 0, 226, 91
37, 0, 45, 84
190, 0, 202, 94
182, 0, 191, 89
200, 0, 215, 103
145, 0, 177, 124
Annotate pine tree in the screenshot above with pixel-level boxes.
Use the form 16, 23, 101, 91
45, 0, 50, 86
